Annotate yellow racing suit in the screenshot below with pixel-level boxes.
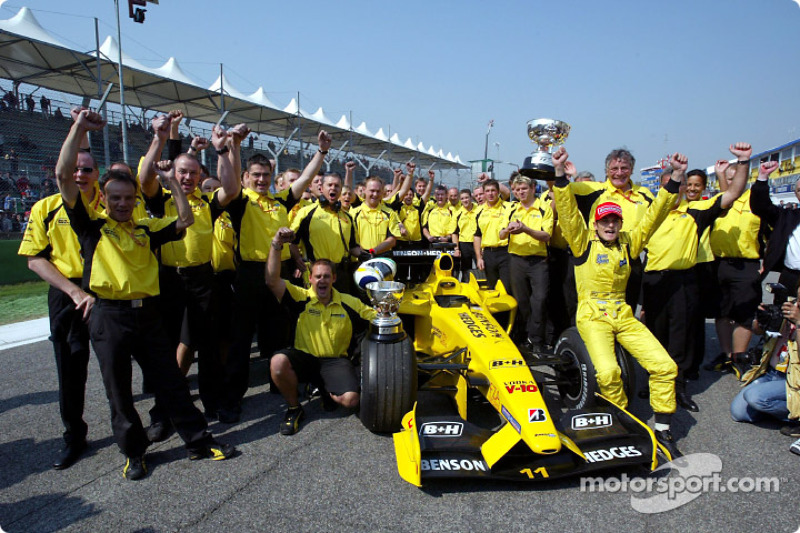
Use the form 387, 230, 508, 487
554, 176, 680, 413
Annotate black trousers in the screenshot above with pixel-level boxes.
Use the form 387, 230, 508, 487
546, 248, 577, 343
457, 241, 476, 281
642, 268, 700, 382
48, 283, 90, 446
152, 263, 222, 417
90, 299, 211, 457
482, 247, 511, 292
689, 263, 712, 374
222, 261, 289, 413
509, 254, 549, 345
626, 256, 644, 312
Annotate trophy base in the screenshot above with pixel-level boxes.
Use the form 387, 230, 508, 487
520, 156, 556, 181
368, 318, 406, 342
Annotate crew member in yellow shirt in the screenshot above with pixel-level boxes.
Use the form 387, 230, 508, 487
56, 109, 235, 480
266, 227, 375, 435
422, 185, 459, 250
642, 143, 750, 411
707, 156, 769, 375
219, 132, 330, 423
501, 175, 553, 352
454, 189, 479, 279
569, 149, 656, 310
474, 179, 511, 291
350, 176, 402, 257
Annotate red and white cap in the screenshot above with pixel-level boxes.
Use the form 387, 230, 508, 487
594, 202, 623, 221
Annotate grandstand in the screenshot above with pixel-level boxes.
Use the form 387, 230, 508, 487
0, 6, 467, 217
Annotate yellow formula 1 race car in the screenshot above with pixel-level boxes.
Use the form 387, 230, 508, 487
357, 248, 661, 487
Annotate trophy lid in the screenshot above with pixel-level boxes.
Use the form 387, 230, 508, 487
527, 118, 571, 148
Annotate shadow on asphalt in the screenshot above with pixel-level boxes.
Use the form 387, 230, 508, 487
0, 389, 58, 415
0, 435, 116, 491
0, 493, 100, 532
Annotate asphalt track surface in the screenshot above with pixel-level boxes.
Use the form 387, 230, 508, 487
1, 323, 799, 533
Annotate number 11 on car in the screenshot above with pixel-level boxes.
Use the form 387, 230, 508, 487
519, 466, 549, 479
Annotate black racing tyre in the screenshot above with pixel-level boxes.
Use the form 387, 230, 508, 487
468, 268, 486, 280
554, 327, 597, 409
615, 343, 636, 403
360, 335, 417, 433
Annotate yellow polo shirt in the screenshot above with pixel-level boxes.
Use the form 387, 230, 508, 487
145, 188, 221, 267
455, 204, 480, 242
710, 189, 763, 259
506, 199, 553, 257
212, 211, 236, 273
423, 204, 457, 238
351, 203, 402, 250
226, 188, 296, 262
570, 179, 655, 232
291, 203, 356, 262
283, 284, 376, 358
474, 200, 511, 248
65, 192, 180, 299
18, 193, 84, 278
645, 197, 723, 271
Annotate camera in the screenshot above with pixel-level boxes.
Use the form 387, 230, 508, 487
756, 304, 783, 335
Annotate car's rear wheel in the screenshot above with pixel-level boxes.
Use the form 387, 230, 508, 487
554, 327, 637, 408
615, 343, 636, 403
554, 327, 597, 409
360, 335, 417, 433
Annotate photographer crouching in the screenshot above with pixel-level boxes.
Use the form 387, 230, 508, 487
730, 284, 800, 456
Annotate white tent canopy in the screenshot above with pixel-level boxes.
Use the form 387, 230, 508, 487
0, 7, 463, 167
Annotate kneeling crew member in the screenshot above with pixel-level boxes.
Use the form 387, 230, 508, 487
552, 146, 685, 459
266, 227, 376, 435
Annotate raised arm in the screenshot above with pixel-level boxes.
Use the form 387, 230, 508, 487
154, 160, 194, 232
422, 170, 435, 203
215, 124, 244, 205
715, 159, 730, 193
719, 142, 752, 209
56, 109, 105, 208
290, 130, 332, 201
628, 152, 686, 255
395, 162, 415, 200
139, 115, 170, 198
344, 160, 357, 190
265, 227, 293, 300
551, 147, 590, 256
750, 160, 780, 224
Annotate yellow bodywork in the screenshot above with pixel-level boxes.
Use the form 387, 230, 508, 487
395, 255, 563, 479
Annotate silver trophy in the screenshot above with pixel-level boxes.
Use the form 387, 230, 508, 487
520, 118, 571, 181
365, 281, 406, 331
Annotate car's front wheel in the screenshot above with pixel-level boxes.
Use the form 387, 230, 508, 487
360, 334, 416, 433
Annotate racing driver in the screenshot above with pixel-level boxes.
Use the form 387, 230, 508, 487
551, 146, 685, 459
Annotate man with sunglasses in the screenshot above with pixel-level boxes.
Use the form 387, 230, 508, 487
17, 136, 101, 471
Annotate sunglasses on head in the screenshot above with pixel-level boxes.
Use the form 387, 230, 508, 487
74, 167, 94, 174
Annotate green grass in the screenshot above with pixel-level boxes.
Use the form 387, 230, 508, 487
0, 281, 49, 325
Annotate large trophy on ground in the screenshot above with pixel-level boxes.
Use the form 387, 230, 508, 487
520, 118, 571, 181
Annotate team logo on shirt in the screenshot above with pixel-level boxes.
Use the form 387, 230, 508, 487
102, 227, 120, 241
596, 254, 609, 264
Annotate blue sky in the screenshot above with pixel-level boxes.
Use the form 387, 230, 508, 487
2, 0, 799, 185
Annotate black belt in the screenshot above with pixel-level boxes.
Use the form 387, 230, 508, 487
163, 262, 213, 276
482, 247, 507, 253
96, 296, 157, 309
510, 253, 547, 260
719, 257, 760, 264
